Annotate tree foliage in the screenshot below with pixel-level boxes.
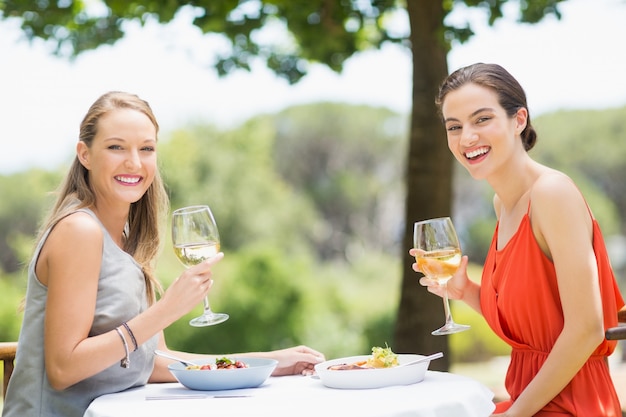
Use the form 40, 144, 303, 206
0, 1, 565, 82
0, 169, 60, 274
1, 0, 407, 84
160, 118, 319, 255
271, 103, 406, 260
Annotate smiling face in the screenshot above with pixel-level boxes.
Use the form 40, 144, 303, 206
441, 83, 527, 180
77, 108, 158, 208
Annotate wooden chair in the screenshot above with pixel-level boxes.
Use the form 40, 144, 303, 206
605, 307, 626, 417
606, 306, 626, 341
1, 341, 18, 399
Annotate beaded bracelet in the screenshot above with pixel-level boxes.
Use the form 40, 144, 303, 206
114, 326, 130, 368
122, 322, 138, 352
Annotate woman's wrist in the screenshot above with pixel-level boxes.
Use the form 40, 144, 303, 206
459, 279, 482, 312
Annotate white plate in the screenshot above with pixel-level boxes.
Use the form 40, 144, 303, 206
169, 357, 277, 391
314, 354, 431, 389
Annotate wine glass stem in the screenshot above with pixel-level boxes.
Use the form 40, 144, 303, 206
202, 296, 213, 316
441, 282, 455, 326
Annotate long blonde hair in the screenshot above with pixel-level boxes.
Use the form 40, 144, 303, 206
38, 91, 169, 302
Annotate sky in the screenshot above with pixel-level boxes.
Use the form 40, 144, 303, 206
1, 0, 625, 175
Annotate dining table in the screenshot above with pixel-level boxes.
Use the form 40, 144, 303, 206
83, 370, 496, 417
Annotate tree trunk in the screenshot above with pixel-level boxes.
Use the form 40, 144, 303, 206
393, 0, 453, 371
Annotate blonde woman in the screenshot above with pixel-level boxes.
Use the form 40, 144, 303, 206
2, 92, 324, 417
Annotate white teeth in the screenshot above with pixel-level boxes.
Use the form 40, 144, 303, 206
465, 147, 489, 159
116, 176, 140, 184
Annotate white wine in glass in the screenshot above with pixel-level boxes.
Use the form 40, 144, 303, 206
172, 205, 229, 327
414, 217, 470, 335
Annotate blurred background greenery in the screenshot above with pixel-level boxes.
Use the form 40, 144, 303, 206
1, 102, 625, 364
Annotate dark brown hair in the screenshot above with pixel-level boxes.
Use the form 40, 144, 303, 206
435, 63, 537, 151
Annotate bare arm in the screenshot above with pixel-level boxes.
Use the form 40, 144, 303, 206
149, 333, 326, 381
40, 212, 222, 390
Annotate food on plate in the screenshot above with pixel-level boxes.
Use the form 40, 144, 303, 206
185, 357, 249, 371
328, 345, 399, 370
327, 360, 369, 371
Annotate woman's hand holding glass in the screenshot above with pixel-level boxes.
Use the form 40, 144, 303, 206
171, 205, 229, 326
411, 249, 470, 300
160, 253, 224, 320
412, 217, 470, 335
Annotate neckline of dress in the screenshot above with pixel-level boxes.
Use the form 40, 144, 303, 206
495, 212, 531, 253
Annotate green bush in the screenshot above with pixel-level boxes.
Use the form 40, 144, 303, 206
164, 245, 315, 354
0, 274, 25, 342
162, 243, 403, 360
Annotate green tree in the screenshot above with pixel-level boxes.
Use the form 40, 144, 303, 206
1, 0, 568, 368
0, 169, 61, 274
160, 119, 318, 254
271, 103, 406, 260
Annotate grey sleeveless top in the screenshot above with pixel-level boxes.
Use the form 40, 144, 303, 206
2, 208, 158, 417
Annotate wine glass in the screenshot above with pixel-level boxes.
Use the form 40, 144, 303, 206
171, 205, 229, 327
413, 217, 470, 335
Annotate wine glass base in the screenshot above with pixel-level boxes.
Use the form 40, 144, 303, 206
431, 323, 470, 336
189, 313, 229, 327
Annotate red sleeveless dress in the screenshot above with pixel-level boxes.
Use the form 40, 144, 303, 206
480, 207, 624, 416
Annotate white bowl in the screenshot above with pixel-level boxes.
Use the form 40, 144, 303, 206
314, 354, 431, 389
169, 357, 277, 391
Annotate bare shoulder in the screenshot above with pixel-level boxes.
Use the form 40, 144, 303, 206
38, 211, 104, 286
529, 169, 591, 246
530, 169, 585, 212
51, 211, 103, 243
43, 211, 104, 259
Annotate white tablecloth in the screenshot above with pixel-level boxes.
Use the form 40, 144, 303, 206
84, 371, 496, 417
